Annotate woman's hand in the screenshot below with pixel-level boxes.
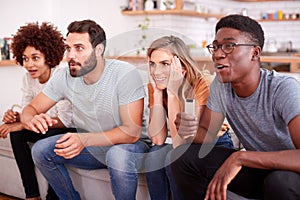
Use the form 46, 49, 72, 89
167, 56, 185, 96
2, 109, 19, 124
0, 123, 24, 138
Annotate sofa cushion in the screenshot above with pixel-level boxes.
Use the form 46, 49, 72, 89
68, 167, 148, 186
0, 134, 15, 158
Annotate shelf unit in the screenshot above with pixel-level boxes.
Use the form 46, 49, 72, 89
121, 9, 224, 19
234, 0, 296, 2
0, 60, 17, 66
258, 18, 300, 22
122, 0, 224, 19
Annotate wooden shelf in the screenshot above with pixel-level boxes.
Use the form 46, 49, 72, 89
233, 0, 296, 2
121, 10, 224, 19
258, 19, 300, 22
0, 60, 17, 67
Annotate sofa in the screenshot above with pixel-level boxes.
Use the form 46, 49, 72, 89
0, 136, 151, 200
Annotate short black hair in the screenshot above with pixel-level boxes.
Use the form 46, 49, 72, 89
216, 14, 264, 50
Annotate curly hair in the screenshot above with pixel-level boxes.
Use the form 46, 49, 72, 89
216, 14, 265, 50
11, 22, 65, 68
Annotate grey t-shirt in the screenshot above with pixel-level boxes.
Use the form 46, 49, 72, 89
207, 69, 300, 151
43, 59, 147, 138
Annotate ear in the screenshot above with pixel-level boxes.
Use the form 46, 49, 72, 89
95, 43, 105, 57
251, 46, 262, 61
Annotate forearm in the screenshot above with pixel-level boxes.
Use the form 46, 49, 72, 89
80, 125, 141, 147
20, 104, 39, 124
234, 149, 300, 173
193, 125, 215, 144
148, 107, 168, 144
149, 91, 168, 144
167, 94, 181, 139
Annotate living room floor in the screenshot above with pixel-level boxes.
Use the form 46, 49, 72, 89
0, 193, 21, 200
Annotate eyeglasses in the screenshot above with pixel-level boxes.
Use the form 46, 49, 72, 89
206, 42, 257, 55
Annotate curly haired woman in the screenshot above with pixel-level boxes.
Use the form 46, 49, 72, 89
0, 22, 75, 200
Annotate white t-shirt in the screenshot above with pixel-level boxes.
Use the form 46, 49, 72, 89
43, 59, 146, 136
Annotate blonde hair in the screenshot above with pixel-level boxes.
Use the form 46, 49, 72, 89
147, 35, 209, 105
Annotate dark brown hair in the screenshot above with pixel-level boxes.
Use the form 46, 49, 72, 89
67, 19, 106, 51
11, 22, 65, 68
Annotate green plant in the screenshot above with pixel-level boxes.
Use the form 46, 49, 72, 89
136, 17, 150, 55
163, 0, 174, 9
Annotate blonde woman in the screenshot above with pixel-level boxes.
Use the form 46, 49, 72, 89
145, 35, 233, 200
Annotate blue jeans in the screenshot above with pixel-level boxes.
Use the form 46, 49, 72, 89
145, 132, 234, 200
145, 144, 182, 200
32, 134, 149, 200
215, 131, 234, 149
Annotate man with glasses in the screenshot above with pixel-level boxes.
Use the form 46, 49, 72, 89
169, 14, 300, 200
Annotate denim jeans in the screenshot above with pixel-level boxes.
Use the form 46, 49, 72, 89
10, 128, 75, 199
215, 131, 234, 149
145, 132, 234, 200
145, 144, 183, 200
32, 134, 149, 200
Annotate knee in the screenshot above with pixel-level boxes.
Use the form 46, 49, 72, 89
106, 145, 136, 171
107, 142, 148, 172
264, 171, 300, 200
31, 136, 58, 165
31, 140, 46, 165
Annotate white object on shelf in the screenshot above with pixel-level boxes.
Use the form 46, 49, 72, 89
145, 0, 154, 10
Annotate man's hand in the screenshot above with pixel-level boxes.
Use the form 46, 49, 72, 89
24, 113, 58, 134
0, 123, 24, 138
205, 152, 242, 200
2, 109, 19, 124
175, 112, 199, 139
54, 133, 85, 159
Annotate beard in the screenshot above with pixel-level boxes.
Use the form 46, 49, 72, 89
69, 50, 97, 77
